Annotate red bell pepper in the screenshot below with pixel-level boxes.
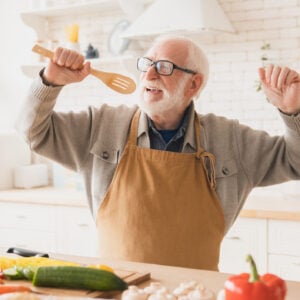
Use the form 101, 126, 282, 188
224, 254, 286, 300
0, 269, 4, 282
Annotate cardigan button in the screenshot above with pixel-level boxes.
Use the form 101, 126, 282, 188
222, 167, 230, 176
101, 151, 109, 160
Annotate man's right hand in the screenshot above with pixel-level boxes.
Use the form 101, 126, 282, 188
42, 47, 90, 86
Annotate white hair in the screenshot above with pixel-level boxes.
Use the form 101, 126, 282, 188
151, 35, 209, 98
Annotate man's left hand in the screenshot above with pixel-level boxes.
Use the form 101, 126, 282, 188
259, 64, 300, 115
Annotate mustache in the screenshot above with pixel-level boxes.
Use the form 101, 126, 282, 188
139, 80, 166, 90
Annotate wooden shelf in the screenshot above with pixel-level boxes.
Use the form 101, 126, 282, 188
21, 0, 120, 18
19, 0, 140, 77
21, 55, 137, 78
20, 0, 121, 40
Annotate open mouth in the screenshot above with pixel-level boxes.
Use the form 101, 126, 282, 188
146, 87, 162, 93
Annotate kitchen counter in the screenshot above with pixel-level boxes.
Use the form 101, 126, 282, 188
241, 188, 300, 221
0, 186, 299, 220
0, 186, 87, 207
0, 249, 299, 299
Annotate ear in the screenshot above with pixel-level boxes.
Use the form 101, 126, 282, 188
185, 73, 203, 98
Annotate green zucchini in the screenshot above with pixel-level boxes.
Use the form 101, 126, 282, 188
32, 266, 128, 291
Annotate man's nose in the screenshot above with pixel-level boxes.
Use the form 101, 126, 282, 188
144, 64, 159, 80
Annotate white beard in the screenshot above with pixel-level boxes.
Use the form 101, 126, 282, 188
138, 76, 189, 118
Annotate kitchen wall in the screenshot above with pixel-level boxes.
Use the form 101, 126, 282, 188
0, 1, 37, 188
0, 0, 299, 192
0, 1, 34, 131
40, 0, 300, 135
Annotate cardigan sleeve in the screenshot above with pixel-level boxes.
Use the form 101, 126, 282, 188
15, 75, 97, 172
234, 111, 300, 187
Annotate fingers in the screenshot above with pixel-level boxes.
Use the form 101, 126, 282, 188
285, 69, 299, 85
52, 47, 85, 70
262, 64, 300, 90
258, 67, 266, 82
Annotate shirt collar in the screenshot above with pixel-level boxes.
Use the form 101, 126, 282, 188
137, 102, 198, 151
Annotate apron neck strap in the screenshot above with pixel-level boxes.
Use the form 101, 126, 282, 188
128, 109, 204, 156
194, 113, 205, 157
128, 109, 141, 145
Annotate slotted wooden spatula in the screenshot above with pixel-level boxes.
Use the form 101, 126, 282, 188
32, 44, 136, 94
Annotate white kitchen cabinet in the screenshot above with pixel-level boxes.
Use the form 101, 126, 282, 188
0, 200, 97, 257
268, 220, 300, 256
0, 229, 56, 253
268, 220, 300, 281
56, 206, 98, 257
219, 217, 267, 274
219, 217, 300, 282
0, 202, 56, 253
0, 202, 56, 231
269, 254, 300, 281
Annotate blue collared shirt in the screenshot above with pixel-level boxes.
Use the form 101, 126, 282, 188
147, 104, 193, 152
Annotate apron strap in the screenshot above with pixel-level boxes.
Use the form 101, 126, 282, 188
194, 113, 216, 189
194, 113, 204, 157
127, 109, 141, 146
201, 152, 216, 189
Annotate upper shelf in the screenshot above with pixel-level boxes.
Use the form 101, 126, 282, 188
21, 0, 120, 18
21, 54, 138, 78
20, 0, 121, 39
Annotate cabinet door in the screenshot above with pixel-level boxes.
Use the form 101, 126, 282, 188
0, 202, 56, 231
219, 217, 267, 274
269, 254, 300, 282
56, 206, 98, 257
0, 202, 56, 253
268, 220, 300, 281
269, 220, 300, 256
0, 228, 56, 253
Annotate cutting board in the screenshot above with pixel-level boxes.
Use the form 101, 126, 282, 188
4, 269, 150, 298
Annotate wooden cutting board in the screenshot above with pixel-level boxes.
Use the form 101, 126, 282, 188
4, 269, 150, 298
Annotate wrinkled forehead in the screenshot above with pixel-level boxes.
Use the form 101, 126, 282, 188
145, 39, 189, 65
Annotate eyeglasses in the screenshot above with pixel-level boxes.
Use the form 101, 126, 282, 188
137, 57, 197, 76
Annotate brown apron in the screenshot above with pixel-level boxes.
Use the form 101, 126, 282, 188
96, 109, 225, 270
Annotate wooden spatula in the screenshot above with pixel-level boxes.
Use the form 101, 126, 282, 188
32, 44, 136, 94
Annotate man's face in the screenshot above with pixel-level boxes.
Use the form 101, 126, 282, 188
138, 40, 192, 119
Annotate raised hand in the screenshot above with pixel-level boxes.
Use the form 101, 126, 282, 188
43, 47, 90, 86
258, 64, 300, 115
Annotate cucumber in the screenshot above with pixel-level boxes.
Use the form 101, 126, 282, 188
32, 266, 128, 291
4, 266, 38, 281
3, 266, 25, 280
22, 266, 37, 280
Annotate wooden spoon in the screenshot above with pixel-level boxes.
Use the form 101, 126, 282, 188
32, 44, 136, 94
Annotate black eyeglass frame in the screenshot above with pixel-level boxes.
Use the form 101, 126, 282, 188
137, 57, 197, 76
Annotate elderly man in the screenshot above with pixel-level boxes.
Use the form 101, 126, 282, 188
17, 36, 300, 271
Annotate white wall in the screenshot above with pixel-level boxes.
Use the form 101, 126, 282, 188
0, 0, 34, 131
197, 0, 300, 136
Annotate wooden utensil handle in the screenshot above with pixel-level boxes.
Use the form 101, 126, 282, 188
32, 44, 54, 59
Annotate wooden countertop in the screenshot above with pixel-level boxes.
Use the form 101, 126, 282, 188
0, 249, 299, 300
0, 186, 299, 220
241, 188, 300, 221
0, 186, 87, 207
